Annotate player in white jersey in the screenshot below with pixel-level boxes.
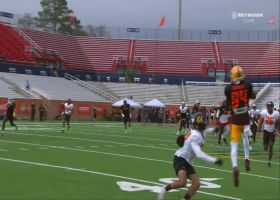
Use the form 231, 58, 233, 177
158, 112, 223, 200
249, 103, 260, 143
62, 99, 74, 133
177, 101, 190, 135
258, 101, 280, 167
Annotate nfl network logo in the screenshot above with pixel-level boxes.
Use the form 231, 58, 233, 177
231, 11, 264, 23
231, 11, 238, 20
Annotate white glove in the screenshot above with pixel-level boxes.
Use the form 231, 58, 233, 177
121, 114, 124, 118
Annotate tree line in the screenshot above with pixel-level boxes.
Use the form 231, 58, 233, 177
17, 0, 108, 37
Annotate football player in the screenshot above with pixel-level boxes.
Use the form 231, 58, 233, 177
158, 112, 223, 200
121, 100, 131, 133
249, 103, 260, 143
177, 101, 190, 135
225, 65, 256, 187
62, 99, 74, 133
216, 100, 230, 145
1, 98, 18, 135
258, 101, 280, 167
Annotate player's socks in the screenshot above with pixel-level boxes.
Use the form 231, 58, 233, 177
157, 187, 166, 200
233, 167, 239, 187
245, 159, 250, 172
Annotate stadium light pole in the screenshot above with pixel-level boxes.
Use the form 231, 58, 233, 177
177, 0, 182, 40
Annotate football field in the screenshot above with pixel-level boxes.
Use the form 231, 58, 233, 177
0, 121, 279, 200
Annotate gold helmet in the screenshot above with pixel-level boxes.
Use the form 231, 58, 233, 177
230, 66, 244, 83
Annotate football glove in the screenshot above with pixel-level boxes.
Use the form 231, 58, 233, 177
214, 158, 223, 166
176, 135, 185, 147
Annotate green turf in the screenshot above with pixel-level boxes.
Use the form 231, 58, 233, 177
0, 121, 279, 200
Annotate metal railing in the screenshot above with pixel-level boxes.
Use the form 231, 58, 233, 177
64, 73, 118, 102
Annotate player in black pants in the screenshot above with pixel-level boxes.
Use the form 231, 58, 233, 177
2, 98, 18, 135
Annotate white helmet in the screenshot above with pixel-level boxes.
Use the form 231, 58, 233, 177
8, 97, 14, 103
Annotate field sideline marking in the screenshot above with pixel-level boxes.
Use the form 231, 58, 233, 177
0, 157, 242, 200
13, 131, 280, 165
1, 139, 279, 181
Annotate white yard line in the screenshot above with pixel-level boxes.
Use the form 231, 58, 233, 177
0, 148, 8, 151
0, 139, 279, 181
17, 130, 280, 165
0, 157, 242, 200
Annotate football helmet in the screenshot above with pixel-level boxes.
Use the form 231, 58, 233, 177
266, 101, 274, 113
230, 66, 244, 84
192, 112, 207, 130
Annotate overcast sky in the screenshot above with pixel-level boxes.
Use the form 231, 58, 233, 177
1, 0, 279, 30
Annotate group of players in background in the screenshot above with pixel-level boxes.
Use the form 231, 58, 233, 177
1, 98, 74, 135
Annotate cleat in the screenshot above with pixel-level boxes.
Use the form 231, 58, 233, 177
268, 161, 271, 168
245, 159, 250, 172
157, 187, 166, 200
223, 138, 228, 145
233, 167, 239, 187
176, 131, 181, 135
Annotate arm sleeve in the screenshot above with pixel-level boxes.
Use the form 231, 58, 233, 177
203, 127, 216, 135
224, 86, 231, 110
191, 142, 217, 164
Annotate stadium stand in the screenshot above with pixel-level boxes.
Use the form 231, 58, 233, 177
255, 84, 280, 109
218, 41, 280, 77
0, 22, 36, 64
76, 37, 131, 72
0, 72, 109, 102
21, 28, 91, 71
133, 40, 215, 76
0, 78, 39, 99
0, 22, 278, 81
89, 82, 182, 105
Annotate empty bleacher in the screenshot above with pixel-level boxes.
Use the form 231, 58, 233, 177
185, 84, 225, 106
255, 84, 280, 109
0, 23, 35, 64
185, 82, 265, 106
0, 72, 108, 102
218, 42, 280, 77
90, 82, 182, 105
133, 40, 215, 76
0, 78, 39, 99
76, 37, 131, 72
0, 22, 278, 78
21, 28, 91, 71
